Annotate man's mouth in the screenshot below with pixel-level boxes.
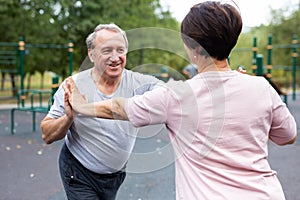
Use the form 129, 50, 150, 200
108, 62, 122, 67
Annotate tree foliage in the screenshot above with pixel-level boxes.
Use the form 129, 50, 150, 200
2, 1, 299, 90
230, 4, 300, 88
0, 0, 182, 89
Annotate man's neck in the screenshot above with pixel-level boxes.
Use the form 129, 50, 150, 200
91, 68, 122, 95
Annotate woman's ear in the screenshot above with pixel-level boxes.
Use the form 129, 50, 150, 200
184, 45, 196, 63
191, 54, 197, 64
88, 49, 94, 63
191, 48, 199, 63
195, 46, 209, 59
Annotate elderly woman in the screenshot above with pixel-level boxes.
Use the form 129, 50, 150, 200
65, 1, 297, 199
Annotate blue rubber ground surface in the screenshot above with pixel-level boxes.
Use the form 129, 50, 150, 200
0, 94, 299, 200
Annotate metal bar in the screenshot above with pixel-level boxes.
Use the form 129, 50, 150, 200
25, 43, 69, 49
0, 42, 18, 47
252, 36, 258, 75
292, 35, 297, 100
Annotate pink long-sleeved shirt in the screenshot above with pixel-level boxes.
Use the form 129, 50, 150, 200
126, 70, 297, 200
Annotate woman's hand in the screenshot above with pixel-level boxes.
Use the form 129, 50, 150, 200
63, 77, 128, 120
63, 77, 88, 114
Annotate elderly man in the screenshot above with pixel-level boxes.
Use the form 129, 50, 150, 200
41, 23, 160, 200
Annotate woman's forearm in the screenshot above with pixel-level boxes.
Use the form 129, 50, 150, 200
64, 77, 129, 120
110, 97, 129, 120
74, 97, 129, 120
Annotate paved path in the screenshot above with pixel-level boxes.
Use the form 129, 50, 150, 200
0, 94, 299, 200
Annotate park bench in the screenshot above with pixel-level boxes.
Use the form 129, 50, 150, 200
10, 76, 59, 134
10, 89, 53, 134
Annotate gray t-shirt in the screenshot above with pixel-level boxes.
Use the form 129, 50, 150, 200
48, 68, 160, 173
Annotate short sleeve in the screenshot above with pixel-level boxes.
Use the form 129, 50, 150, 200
47, 83, 65, 119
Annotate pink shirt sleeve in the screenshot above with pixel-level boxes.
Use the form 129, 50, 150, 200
269, 86, 297, 145
125, 87, 170, 127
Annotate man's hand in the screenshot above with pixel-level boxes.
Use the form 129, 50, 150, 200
237, 66, 246, 74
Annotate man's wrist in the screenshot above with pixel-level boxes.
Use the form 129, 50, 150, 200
64, 113, 74, 122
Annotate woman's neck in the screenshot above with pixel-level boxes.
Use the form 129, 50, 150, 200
197, 58, 231, 73
214, 59, 231, 71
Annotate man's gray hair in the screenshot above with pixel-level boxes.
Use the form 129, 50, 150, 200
86, 23, 128, 50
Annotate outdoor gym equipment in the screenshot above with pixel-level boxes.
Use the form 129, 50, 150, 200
10, 75, 59, 134
0, 38, 74, 134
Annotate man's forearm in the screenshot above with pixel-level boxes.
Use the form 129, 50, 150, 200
41, 115, 73, 144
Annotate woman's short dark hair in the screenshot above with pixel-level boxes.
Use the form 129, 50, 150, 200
181, 1, 242, 60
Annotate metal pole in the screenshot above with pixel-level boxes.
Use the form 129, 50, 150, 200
256, 54, 264, 76
266, 34, 272, 79
68, 40, 73, 76
160, 66, 169, 82
51, 75, 59, 105
252, 36, 258, 75
18, 37, 25, 107
292, 35, 298, 100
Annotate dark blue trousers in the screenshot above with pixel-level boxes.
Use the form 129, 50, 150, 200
59, 143, 126, 200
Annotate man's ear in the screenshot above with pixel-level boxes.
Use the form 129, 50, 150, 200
88, 49, 94, 63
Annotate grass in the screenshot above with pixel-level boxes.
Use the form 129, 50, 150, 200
0, 71, 60, 104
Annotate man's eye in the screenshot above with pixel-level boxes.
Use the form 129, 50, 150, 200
102, 50, 111, 54
117, 49, 126, 53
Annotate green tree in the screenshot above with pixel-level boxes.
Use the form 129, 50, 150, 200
1, 0, 183, 91
55, 0, 181, 73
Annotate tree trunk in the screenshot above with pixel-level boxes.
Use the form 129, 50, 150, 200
62, 68, 67, 80
40, 71, 44, 89
1, 72, 5, 91
26, 73, 31, 90
9, 72, 17, 96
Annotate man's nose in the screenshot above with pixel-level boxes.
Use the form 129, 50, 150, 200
110, 51, 119, 61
